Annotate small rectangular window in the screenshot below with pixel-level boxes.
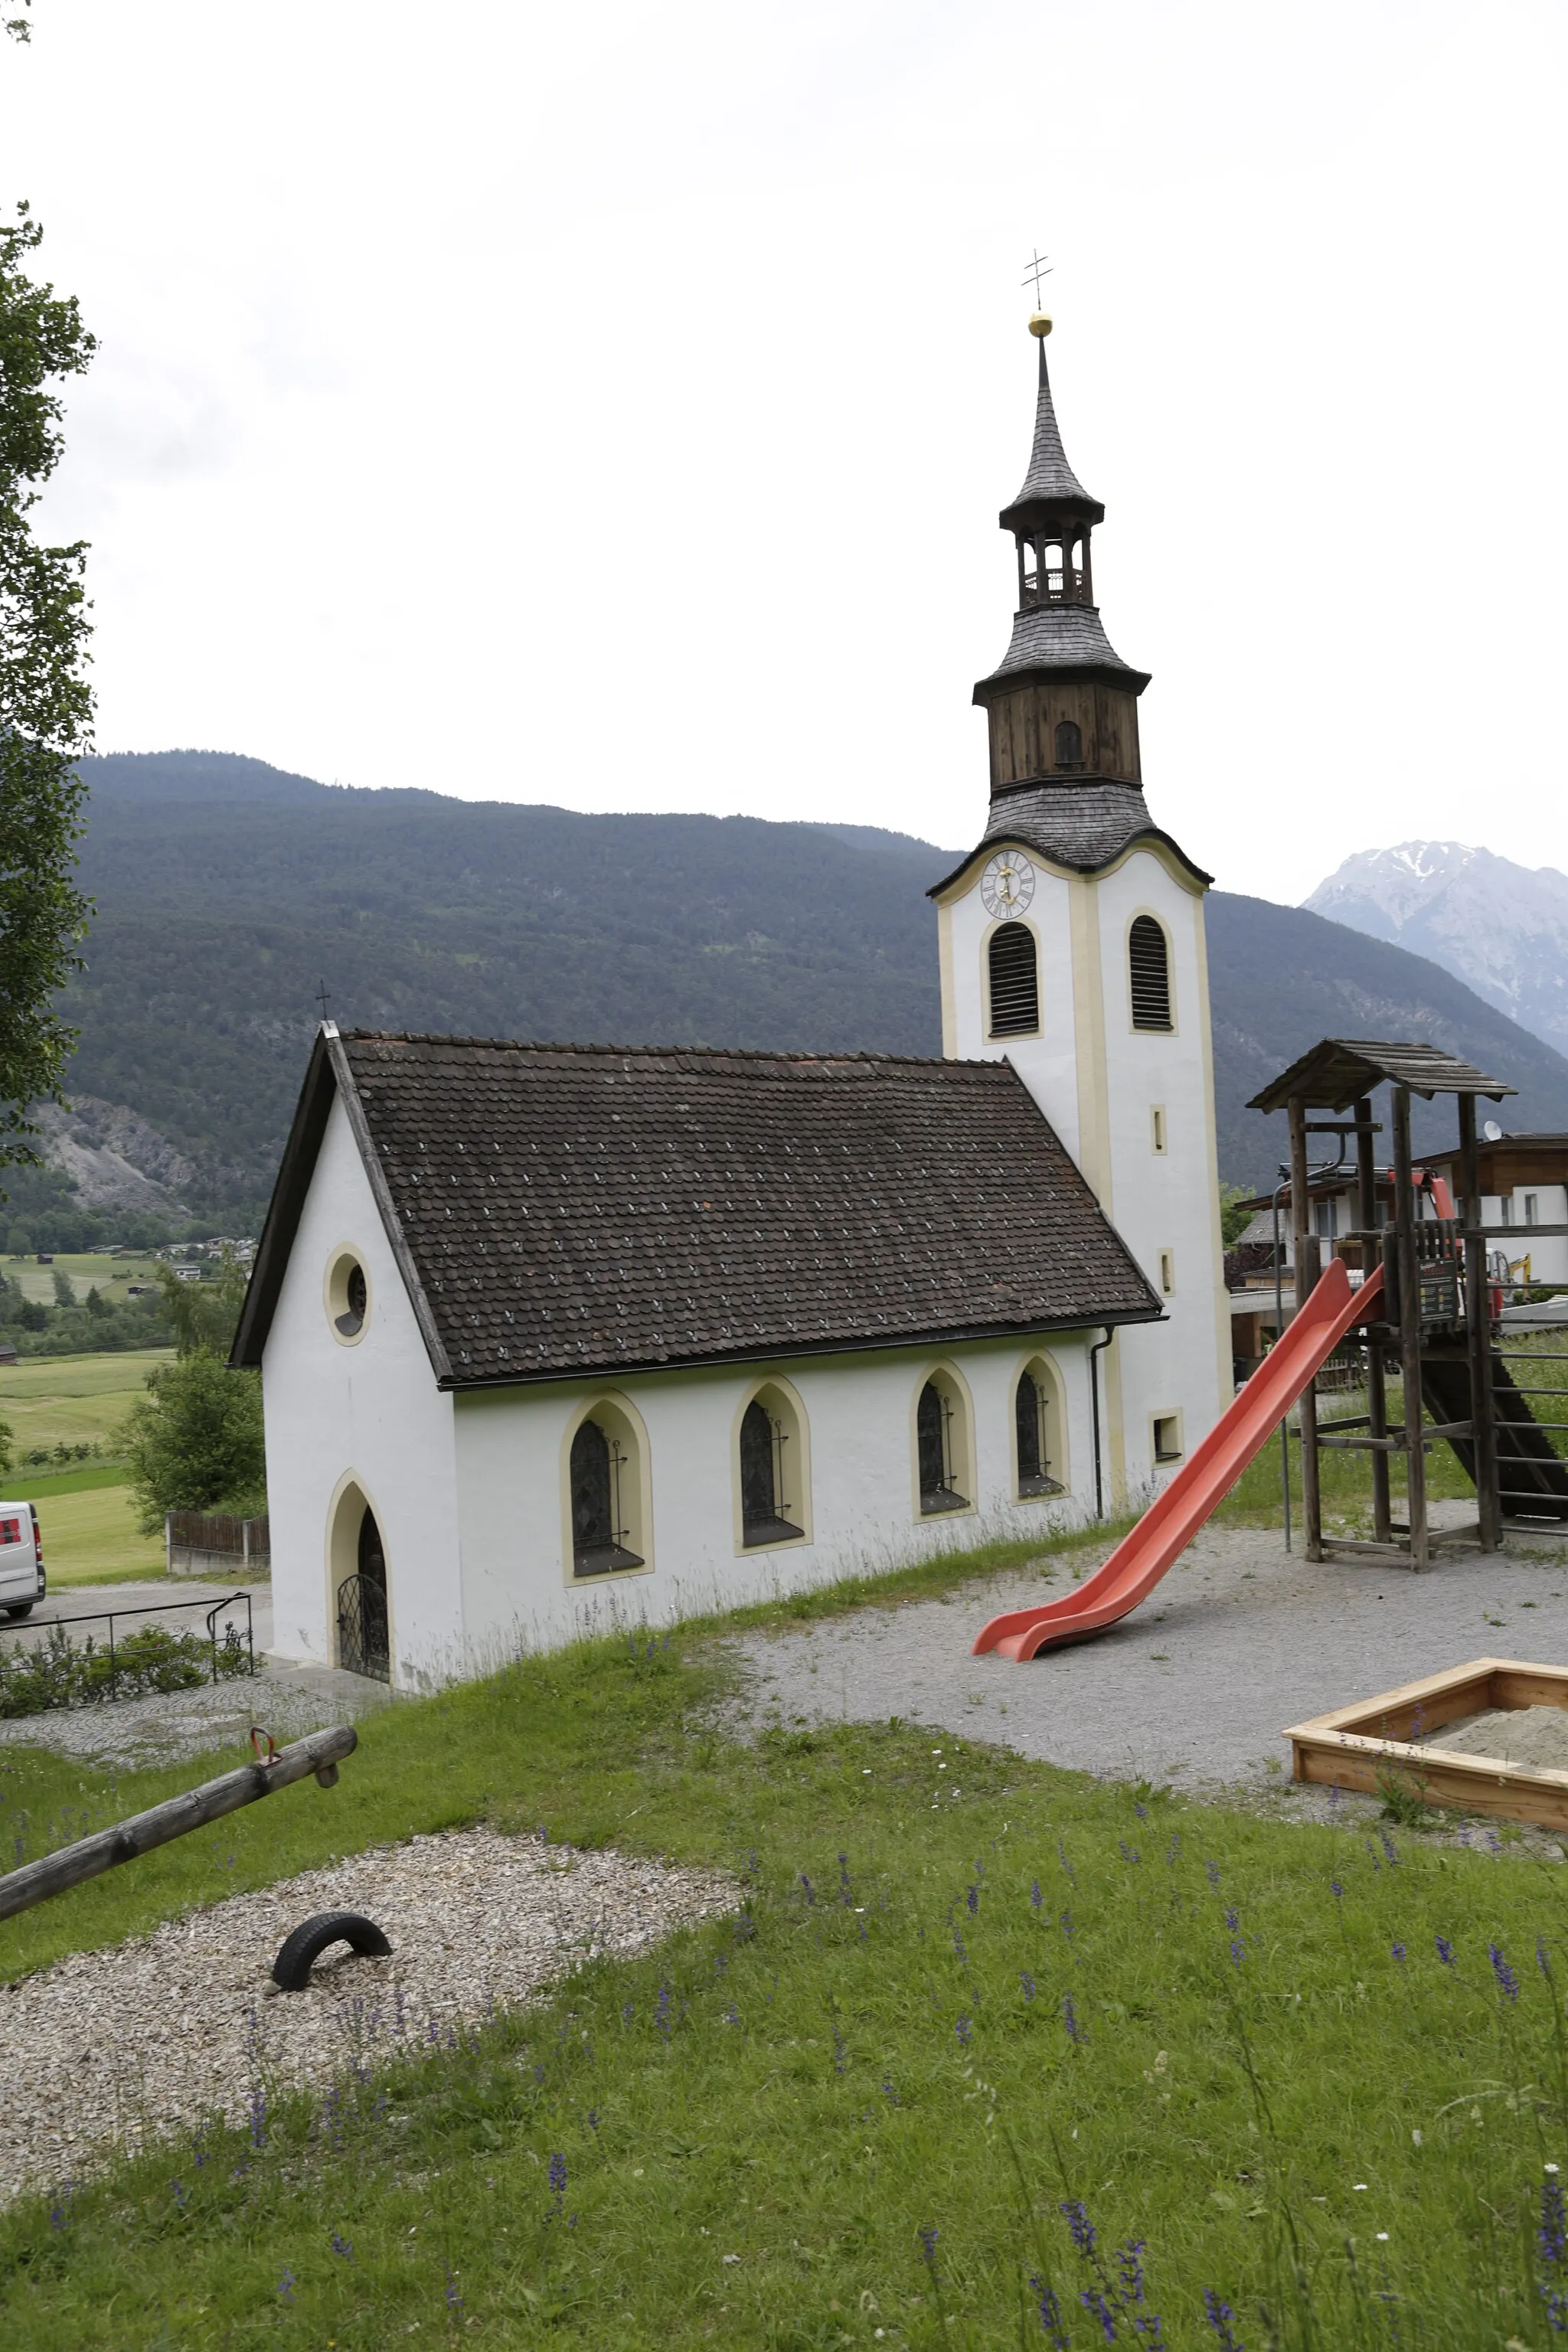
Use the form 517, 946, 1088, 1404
1158, 1250, 1174, 1295
1501, 1197, 1514, 1228
1151, 1106, 1167, 1155
1526, 1194, 1539, 1227
1152, 1414, 1183, 1464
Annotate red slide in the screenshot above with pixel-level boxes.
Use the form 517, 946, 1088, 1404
973, 1259, 1384, 1661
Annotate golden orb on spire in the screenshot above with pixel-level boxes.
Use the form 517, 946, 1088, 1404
1028, 311, 1053, 338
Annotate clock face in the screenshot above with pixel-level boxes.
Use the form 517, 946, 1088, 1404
980, 849, 1036, 920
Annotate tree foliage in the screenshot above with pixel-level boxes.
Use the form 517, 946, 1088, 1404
156, 1254, 250, 1357
0, 191, 95, 1164
122, 1351, 266, 1531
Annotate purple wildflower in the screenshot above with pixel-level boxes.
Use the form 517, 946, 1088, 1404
445, 2265, 463, 2315
1119, 2240, 1146, 2304
1021, 1971, 1036, 2001
956, 2015, 972, 2047
918, 2224, 938, 2265
1391, 1942, 1406, 1963
1491, 1942, 1521, 2004
1061, 1910, 1075, 1939
967, 1884, 980, 1915
331, 2230, 353, 2259
1331, 1880, 1344, 1905
1058, 1841, 1076, 1884
881, 2080, 901, 2105
1203, 2288, 1243, 2350
1135, 1801, 1148, 1820
1031, 2275, 1070, 2349
1541, 2175, 1567, 2268
1542, 1939, 1554, 1978
1380, 1829, 1400, 1866
276, 2270, 295, 2304
799, 1873, 815, 1906
1063, 1994, 1087, 2046
548, 2151, 567, 2215
1205, 1860, 1221, 1891
248, 2085, 266, 2149
586, 2109, 601, 2132
1031, 1879, 1043, 1909
1436, 1935, 1455, 1966
48, 2178, 72, 2231
171, 2180, 187, 2211
1060, 2199, 1097, 2258
656, 1982, 673, 2039
1081, 2285, 1117, 2341
1119, 1840, 1141, 1865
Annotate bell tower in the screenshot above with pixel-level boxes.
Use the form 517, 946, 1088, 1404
929, 310, 1231, 1501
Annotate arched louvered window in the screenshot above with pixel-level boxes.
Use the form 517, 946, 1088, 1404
1129, 915, 1173, 1032
1054, 718, 1083, 771
988, 922, 1038, 1037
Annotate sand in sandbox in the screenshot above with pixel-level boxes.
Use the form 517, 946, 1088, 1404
1419, 1704, 1568, 1771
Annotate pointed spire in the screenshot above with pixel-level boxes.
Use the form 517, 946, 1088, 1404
999, 331, 1104, 534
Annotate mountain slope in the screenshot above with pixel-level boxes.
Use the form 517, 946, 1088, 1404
31, 756, 1568, 1228
1304, 840, 1568, 1058
1206, 892, 1568, 1188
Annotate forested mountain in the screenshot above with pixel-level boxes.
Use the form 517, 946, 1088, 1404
15, 752, 1568, 1243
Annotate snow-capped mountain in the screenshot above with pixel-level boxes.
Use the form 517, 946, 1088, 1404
1303, 841, 1568, 1059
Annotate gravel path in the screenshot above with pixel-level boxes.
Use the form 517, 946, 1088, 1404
724, 1520, 1568, 1798
0, 1828, 735, 2205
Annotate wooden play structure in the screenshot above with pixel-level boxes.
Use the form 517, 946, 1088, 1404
975, 1034, 1568, 1661
1247, 1037, 1568, 1568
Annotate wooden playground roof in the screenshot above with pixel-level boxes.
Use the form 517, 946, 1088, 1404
1247, 1037, 1517, 1116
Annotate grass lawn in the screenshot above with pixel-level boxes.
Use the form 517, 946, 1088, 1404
0, 1533, 1566, 2348
32, 1482, 164, 1586
0, 1347, 169, 1462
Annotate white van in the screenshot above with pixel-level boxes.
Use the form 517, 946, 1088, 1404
0, 1504, 44, 1619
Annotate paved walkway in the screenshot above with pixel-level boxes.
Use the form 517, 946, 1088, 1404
725, 1517, 1568, 1803
0, 1577, 393, 1765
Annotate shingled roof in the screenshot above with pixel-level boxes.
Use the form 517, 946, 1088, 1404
974, 603, 1150, 699
928, 784, 1212, 895
998, 340, 1105, 531
233, 1031, 1163, 1387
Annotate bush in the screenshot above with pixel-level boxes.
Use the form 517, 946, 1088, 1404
0, 1619, 251, 1716
122, 1348, 266, 1532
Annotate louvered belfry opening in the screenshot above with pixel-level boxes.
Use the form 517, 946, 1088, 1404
1129, 915, 1172, 1031
988, 921, 1038, 1037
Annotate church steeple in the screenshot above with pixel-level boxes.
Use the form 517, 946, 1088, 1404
973, 315, 1150, 803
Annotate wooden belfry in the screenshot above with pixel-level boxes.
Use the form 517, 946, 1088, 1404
1246, 1038, 1568, 1569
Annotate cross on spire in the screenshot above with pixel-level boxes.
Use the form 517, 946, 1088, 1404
315, 977, 332, 1023
1021, 250, 1053, 304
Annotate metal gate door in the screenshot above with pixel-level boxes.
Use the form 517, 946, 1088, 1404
335, 1571, 390, 1682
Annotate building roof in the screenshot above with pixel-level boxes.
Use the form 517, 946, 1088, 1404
998, 340, 1104, 531
233, 1028, 1164, 1388
973, 602, 1150, 699
1246, 1038, 1517, 1115
928, 782, 1212, 895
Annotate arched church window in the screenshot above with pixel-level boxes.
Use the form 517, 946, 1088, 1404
570, 1415, 645, 1575
916, 1377, 971, 1515
739, 1392, 805, 1547
987, 923, 1038, 1038
1054, 718, 1083, 771
1015, 1367, 1065, 1498
1129, 916, 1174, 1032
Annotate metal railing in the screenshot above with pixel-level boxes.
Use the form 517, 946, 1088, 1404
2, 1589, 256, 1699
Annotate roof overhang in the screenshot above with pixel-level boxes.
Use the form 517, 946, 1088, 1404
972, 660, 1152, 704
928, 825, 1212, 901
1246, 1037, 1517, 1117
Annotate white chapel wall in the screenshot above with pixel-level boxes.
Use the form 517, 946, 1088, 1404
448, 1332, 1100, 1662
260, 1091, 462, 1684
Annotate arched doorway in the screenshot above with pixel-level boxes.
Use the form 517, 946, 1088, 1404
335, 1498, 390, 1681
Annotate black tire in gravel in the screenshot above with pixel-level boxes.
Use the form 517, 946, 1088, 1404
3, 1603, 31, 1619
271, 1909, 392, 1991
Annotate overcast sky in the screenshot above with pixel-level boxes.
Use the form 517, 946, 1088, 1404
2, 2, 1563, 902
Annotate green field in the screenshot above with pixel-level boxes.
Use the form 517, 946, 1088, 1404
2, 1252, 166, 1306
0, 1537, 1565, 2350
0, 1347, 170, 1460
32, 1485, 165, 1586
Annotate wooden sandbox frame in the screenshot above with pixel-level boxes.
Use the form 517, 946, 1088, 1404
1285, 1658, 1568, 1831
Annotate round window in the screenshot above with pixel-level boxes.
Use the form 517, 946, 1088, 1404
325, 1251, 371, 1344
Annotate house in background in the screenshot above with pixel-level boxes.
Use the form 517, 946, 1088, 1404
233, 315, 1232, 1687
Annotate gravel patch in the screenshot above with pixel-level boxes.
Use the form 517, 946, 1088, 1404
722, 1518, 1568, 1811
0, 1828, 735, 2205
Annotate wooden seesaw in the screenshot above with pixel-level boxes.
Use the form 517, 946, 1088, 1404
0, 1723, 358, 1926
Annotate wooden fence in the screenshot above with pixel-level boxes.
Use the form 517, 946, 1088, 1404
165, 1511, 270, 1581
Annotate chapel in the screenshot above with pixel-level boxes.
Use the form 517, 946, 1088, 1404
234, 315, 1230, 1687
